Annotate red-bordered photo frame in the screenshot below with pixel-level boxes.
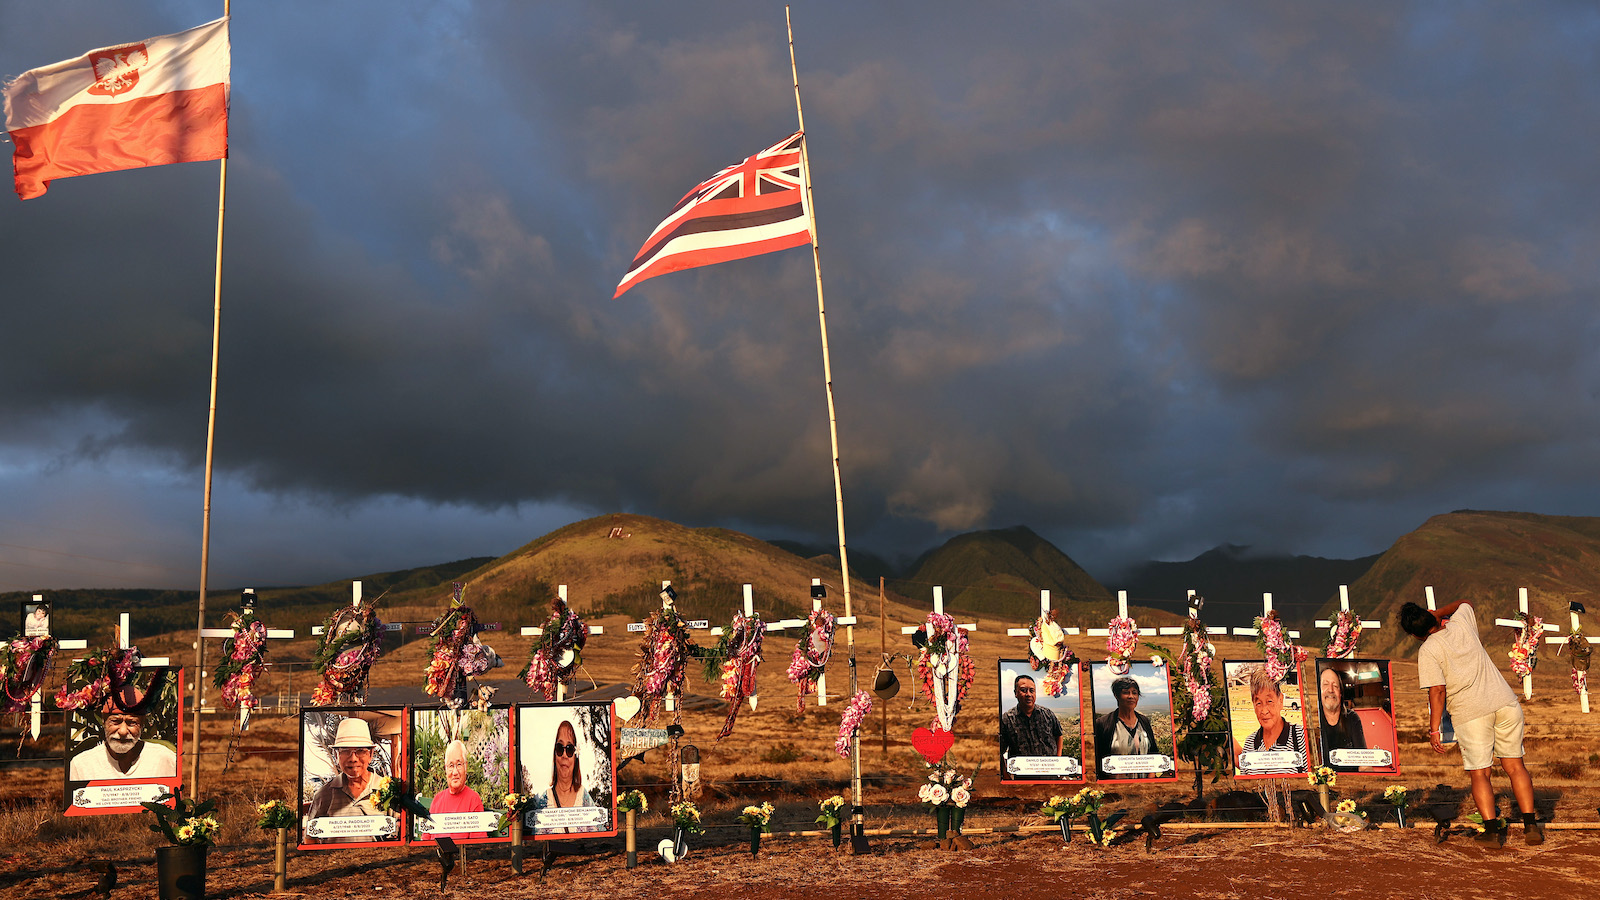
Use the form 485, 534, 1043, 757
63, 667, 184, 817
297, 706, 408, 849
515, 701, 619, 840
1312, 658, 1401, 776
1224, 659, 1312, 780
1088, 660, 1180, 784
408, 705, 515, 845
997, 658, 1087, 784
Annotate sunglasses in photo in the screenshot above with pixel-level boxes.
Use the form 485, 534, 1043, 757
554, 741, 577, 757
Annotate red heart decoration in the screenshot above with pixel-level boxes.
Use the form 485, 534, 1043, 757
911, 726, 954, 764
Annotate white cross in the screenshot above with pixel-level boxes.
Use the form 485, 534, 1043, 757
703, 584, 798, 710
27, 593, 73, 739
1547, 603, 1596, 714
778, 577, 857, 705
1007, 590, 1085, 638
1425, 586, 1437, 611
1088, 590, 1156, 637
1314, 585, 1382, 657
198, 589, 295, 728
623, 582, 711, 712
1494, 587, 1561, 700
518, 584, 604, 702
900, 587, 977, 729
310, 581, 405, 636
1231, 593, 1301, 639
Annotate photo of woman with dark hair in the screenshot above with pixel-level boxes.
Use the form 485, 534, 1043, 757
537, 719, 594, 833
517, 703, 616, 838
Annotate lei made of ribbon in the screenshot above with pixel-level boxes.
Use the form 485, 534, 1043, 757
712, 612, 764, 741
1508, 612, 1543, 678
1254, 610, 1307, 683
787, 609, 835, 711
1178, 615, 1216, 724
0, 636, 57, 713
916, 613, 974, 731
1324, 609, 1363, 659
630, 604, 699, 725
520, 595, 589, 701
312, 602, 384, 706
213, 610, 269, 714
1105, 616, 1139, 675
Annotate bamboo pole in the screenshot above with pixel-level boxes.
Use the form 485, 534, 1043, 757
786, 5, 863, 846
190, 0, 231, 798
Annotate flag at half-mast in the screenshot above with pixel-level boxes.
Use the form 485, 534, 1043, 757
3, 16, 230, 200
615, 131, 811, 298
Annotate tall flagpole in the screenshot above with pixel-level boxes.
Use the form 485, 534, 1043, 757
786, 5, 865, 849
190, 0, 231, 797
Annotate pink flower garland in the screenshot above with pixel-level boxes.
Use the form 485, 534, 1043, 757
216, 614, 269, 712
1254, 611, 1308, 683
630, 605, 697, 725
835, 690, 873, 759
787, 609, 835, 711
0, 636, 56, 713
1178, 617, 1216, 724
1028, 612, 1076, 697
715, 612, 764, 741
1508, 613, 1543, 678
1105, 616, 1139, 675
1324, 610, 1362, 659
916, 613, 974, 730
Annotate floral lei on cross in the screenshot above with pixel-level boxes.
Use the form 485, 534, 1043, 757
311, 601, 384, 706
706, 612, 764, 741
835, 689, 873, 758
0, 635, 57, 714
630, 603, 700, 725
1027, 611, 1077, 697
1178, 613, 1217, 724
916, 613, 974, 731
787, 608, 835, 711
1324, 609, 1363, 659
520, 594, 588, 701
212, 609, 269, 718
423, 583, 498, 709
1508, 612, 1543, 678
54, 644, 170, 714
1561, 625, 1590, 695
1105, 615, 1139, 675
1254, 610, 1308, 683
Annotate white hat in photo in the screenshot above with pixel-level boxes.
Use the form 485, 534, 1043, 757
333, 717, 378, 749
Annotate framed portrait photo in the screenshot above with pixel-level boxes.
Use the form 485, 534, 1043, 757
1313, 658, 1400, 775
64, 666, 184, 816
997, 658, 1085, 783
297, 707, 406, 849
1088, 661, 1179, 783
516, 702, 617, 840
409, 706, 513, 844
1223, 660, 1311, 779
21, 600, 50, 638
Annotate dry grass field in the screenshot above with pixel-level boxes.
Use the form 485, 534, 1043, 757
0, 586, 1595, 897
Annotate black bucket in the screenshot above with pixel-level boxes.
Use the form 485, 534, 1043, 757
156, 844, 206, 900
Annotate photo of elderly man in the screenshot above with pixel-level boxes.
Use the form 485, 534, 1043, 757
300, 710, 404, 847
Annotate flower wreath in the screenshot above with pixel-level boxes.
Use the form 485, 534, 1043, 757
916, 613, 974, 731
1508, 612, 1543, 678
787, 608, 835, 711
311, 602, 384, 706
423, 584, 499, 709
0, 635, 57, 714
630, 603, 699, 725
55, 644, 172, 714
1027, 611, 1077, 697
1178, 614, 1217, 724
706, 612, 764, 741
835, 689, 873, 759
1563, 625, 1590, 695
1324, 609, 1363, 659
1105, 615, 1139, 675
213, 609, 269, 720
520, 594, 589, 701
1254, 610, 1308, 683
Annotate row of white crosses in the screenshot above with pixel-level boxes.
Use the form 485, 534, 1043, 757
519, 584, 605, 702
198, 588, 295, 727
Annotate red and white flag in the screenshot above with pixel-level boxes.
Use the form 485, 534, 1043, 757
3, 16, 230, 200
615, 131, 812, 298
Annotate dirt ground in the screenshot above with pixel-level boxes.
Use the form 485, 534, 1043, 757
4, 607, 1597, 898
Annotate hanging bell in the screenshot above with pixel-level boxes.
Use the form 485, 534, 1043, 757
873, 665, 900, 700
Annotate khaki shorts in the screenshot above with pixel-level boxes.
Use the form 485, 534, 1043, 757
1455, 704, 1525, 771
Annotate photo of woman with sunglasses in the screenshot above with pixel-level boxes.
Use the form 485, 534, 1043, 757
517, 702, 616, 838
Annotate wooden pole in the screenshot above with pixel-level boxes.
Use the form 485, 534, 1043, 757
787, 4, 863, 843
190, 0, 231, 797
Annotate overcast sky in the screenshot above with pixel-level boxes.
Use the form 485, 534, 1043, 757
3, 1, 1599, 593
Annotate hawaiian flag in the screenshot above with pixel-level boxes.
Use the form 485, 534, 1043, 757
3, 17, 230, 200
615, 131, 812, 298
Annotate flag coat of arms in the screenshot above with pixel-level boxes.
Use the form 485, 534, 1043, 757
615, 131, 812, 297
3, 16, 230, 200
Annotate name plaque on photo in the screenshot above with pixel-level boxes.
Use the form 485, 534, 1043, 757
1328, 748, 1393, 768
1100, 754, 1174, 775
1240, 749, 1302, 771
1006, 756, 1083, 777
416, 811, 503, 834
305, 815, 400, 840
71, 783, 169, 809
527, 806, 607, 830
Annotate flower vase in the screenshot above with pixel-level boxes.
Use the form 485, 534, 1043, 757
274, 827, 288, 892
952, 807, 965, 835
625, 810, 637, 869
830, 822, 842, 848
672, 826, 690, 861
1394, 807, 1407, 829
1087, 813, 1103, 845
749, 827, 761, 858
935, 806, 950, 840
155, 844, 206, 900
1317, 785, 1331, 828
1058, 817, 1072, 843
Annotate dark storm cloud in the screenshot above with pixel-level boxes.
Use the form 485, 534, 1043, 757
3, 1, 1599, 589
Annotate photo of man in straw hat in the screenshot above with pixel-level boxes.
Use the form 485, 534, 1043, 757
301, 711, 404, 845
